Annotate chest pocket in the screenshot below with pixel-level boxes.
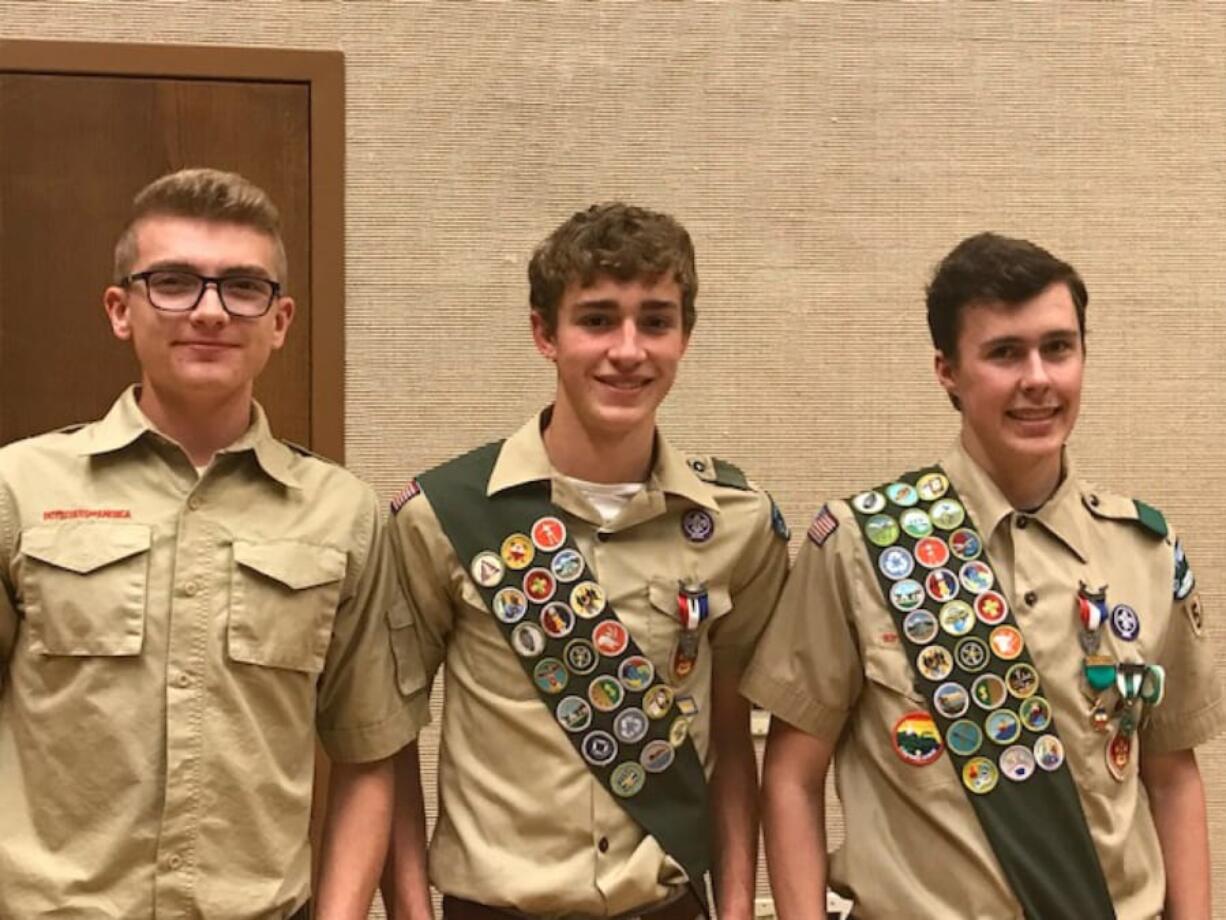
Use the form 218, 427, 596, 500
228, 540, 346, 674
645, 578, 733, 681
19, 522, 152, 656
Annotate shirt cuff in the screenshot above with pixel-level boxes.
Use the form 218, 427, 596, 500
739, 666, 847, 742
319, 692, 430, 763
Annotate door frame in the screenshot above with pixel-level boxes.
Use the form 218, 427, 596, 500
0, 38, 346, 462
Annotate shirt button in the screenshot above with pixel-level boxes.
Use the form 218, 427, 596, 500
175, 672, 192, 689
167, 854, 182, 870
1088, 494, 1101, 508
596, 531, 612, 543
183, 581, 199, 597
187, 495, 203, 511
1024, 591, 1038, 607
597, 837, 609, 853
1016, 515, 1030, 530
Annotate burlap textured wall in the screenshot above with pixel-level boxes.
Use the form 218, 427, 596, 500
4, 1, 1225, 913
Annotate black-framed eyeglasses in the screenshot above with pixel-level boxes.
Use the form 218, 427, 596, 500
123, 270, 281, 318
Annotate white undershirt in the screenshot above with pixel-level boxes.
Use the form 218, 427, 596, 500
558, 474, 645, 525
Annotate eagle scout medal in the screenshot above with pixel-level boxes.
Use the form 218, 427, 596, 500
492, 587, 529, 624
593, 620, 630, 657
1106, 729, 1132, 781
914, 536, 950, 569
557, 696, 593, 733
533, 658, 568, 694
501, 533, 534, 569
1034, 734, 1065, 771
470, 551, 505, 587
588, 675, 624, 712
531, 515, 567, 552
611, 762, 646, 797
1109, 604, 1140, 641
885, 481, 919, 507
852, 490, 887, 514
523, 568, 556, 604
892, 711, 944, 766
917, 645, 954, 682
946, 719, 983, 757
1000, 745, 1036, 782
903, 609, 939, 644
940, 600, 975, 637
550, 548, 585, 582
900, 508, 934, 540
570, 581, 607, 618
962, 757, 999, 795
540, 602, 575, 639
681, 508, 715, 543
673, 581, 709, 680
641, 739, 676, 773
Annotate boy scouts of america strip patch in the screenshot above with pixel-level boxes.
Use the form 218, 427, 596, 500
390, 478, 422, 514
807, 504, 838, 546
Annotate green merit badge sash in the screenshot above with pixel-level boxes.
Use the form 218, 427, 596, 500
848, 467, 1115, 920
417, 443, 713, 915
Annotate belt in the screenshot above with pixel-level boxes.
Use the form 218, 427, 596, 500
442, 891, 702, 920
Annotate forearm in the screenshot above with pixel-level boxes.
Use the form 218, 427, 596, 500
381, 742, 433, 920
1143, 750, 1211, 920
709, 734, 760, 920
315, 758, 395, 920
761, 727, 829, 920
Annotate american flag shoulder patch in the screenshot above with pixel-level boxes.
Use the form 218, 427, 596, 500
390, 478, 422, 514
807, 504, 839, 547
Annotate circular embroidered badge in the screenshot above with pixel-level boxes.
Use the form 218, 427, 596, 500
948, 528, 983, 562
523, 568, 556, 604
916, 644, 954, 682
640, 739, 676, 773
1005, 662, 1039, 699
556, 695, 593, 733
643, 684, 675, 720
1110, 604, 1141, 642
940, 600, 975, 638
945, 718, 983, 757
852, 490, 887, 515
500, 533, 535, 570
924, 568, 960, 603
933, 681, 970, 719
903, 609, 940, 645
878, 546, 915, 581
570, 581, 607, 619
531, 516, 567, 552
890, 579, 925, 613
539, 602, 575, 639
492, 587, 528, 624
885, 482, 920, 508
959, 560, 995, 595
930, 498, 966, 531
1034, 734, 1065, 772
510, 622, 546, 658
618, 655, 655, 692
962, 756, 999, 795
954, 636, 990, 673
914, 536, 950, 569
985, 709, 1022, 745
972, 673, 1008, 710
681, 509, 715, 543
975, 590, 1008, 626
588, 675, 625, 712
916, 472, 950, 502
469, 551, 505, 588
593, 620, 630, 657
614, 707, 650, 744
900, 508, 934, 540
865, 514, 900, 548
989, 625, 1024, 661
563, 638, 598, 675
1020, 696, 1053, 733
610, 762, 646, 798
581, 730, 618, 766
1000, 744, 1036, 782
532, 658, 569, 695
892, 711, 944, 766
550, 548, 585, 583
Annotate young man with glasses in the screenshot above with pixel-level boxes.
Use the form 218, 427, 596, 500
382, 203, 789, 920
0, 168, 427, 919
744, 233, 1224, 920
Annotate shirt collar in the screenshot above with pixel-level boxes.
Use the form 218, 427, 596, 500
940, 438, 1089, 564
76, 386, 300, 490
487, 409, 720, 512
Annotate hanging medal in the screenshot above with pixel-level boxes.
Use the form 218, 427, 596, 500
673, 580, 709, 681
1077, 583, 1115, 731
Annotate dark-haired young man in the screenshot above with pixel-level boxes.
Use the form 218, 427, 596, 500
0, 169, 427, 919
384, 203, 788, 920
745, 232, 1223, 919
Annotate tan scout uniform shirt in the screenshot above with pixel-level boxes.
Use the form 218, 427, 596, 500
0, 388, 429, 920
391, 414, 789, 916
742, 442, 1225, 920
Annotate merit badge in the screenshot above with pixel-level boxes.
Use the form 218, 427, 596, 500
1173, 538, 1196, 600
892, 711, 944, 766
523, 568, 557, 604
551, 548, 585, 583
975, 590, 1008, 626
916, 472, 950, 502
1106, 729, 1132, 781
669, 716, 690, 748
940, 600, 975, 638
770, 497, 790, 541
532, 658, 569, 695
681, 508, 715, 544
610, 762, 646, 798
1034, 734, 1065, 772
916, 645, 955, 682
556, 696, 593, 733
614, 707, 650, 744
959, 561, 994, 595
929, 498, 966, 531
933, 682, 970, 719
641, 739, 676, 773
865, 514, 900, 548
1019, 696, 1052, 732
593, 620, 630, 657
643, 684, 676, 720
582, 730, 618, 766
985, 709, 1022, 745
962, 756, 1000, 795
501, 533, 535, 570
1083, 655, 1116, 693
1109, 604, 1140, 642
589, 675, 625, 712
989, 625, 1024, 661
1005, 662, 1039, 699
954, 636, 990, 673
948, 528, 983, 562
885, 481, 920, 508
914, 536, 950, 569
389, 478, 421, 514
619, 655, 656, 692
492, 587, 529, 624
900, 508, 934, 540
925, 568, 960, 603
1140, 664, 1166, 706
540, 602, 575, 639
889, 579, 925, 613
531, 516, 567, 552
808, 505, 840, 547
946, 719, 983, 757
470, 551, 505, 588
972, 673, 1008, 710
570, 582, 607, 618
1000, 745, 1036, 782
852, 490, 887, 515
675, 695, 699, 716
564, 639, 598, 675
878, 546, 915, 581
510, 622, 546, 658
902, 609, 939, 645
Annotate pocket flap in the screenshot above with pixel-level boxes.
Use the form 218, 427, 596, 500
233, 540, 346, 590
22, 523, 151, 574
647, 578, 733, 620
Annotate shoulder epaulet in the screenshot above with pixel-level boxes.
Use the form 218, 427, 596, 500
1083, 490, 1168, 539
280, 439, 339, 465
685, 454, 752, 491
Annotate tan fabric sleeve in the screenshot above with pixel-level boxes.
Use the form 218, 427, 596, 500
740, 503, 864, 742
1143, 537, 1226, 753
316, 490, 429, 763
0, 483, 16, 690
708, 491, 790, 678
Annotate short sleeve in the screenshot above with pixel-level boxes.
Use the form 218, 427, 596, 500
0, 483, 17, 691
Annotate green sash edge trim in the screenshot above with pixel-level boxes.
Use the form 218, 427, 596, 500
711, 457, 750, 490
848, 466, 1116, 920
1133, 500, 1169, 539
417, 442, 713, 915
